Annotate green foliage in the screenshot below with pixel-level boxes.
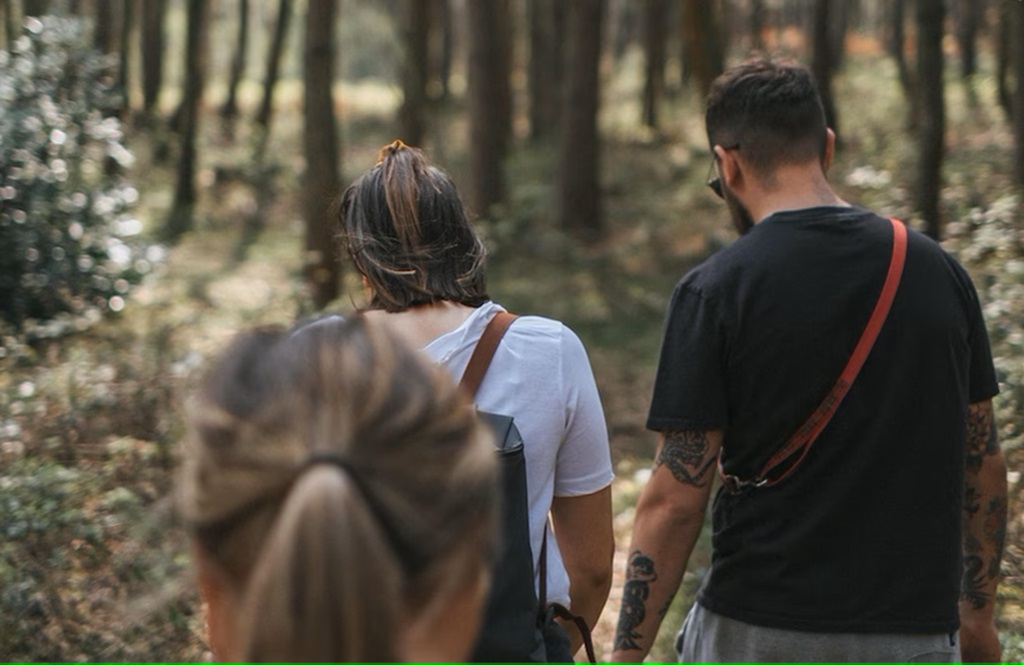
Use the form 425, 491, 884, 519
0, 16, 149, 338
944, 197, 1024, 452
0, 453, 201, 661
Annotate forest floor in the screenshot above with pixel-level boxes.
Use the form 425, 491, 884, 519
3, 49, 1024, 661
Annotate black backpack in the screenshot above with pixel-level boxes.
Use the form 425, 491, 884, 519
460, 313, 594, 663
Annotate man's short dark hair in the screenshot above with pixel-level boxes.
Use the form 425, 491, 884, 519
705, 56, 828, 181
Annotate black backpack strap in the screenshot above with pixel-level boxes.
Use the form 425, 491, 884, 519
460, 311, 517, 397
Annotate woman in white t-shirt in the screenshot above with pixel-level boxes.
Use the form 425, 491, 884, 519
336, 140, 614, 659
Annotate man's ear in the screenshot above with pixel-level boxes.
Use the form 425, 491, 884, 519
823, 128, 836, 170
713, 144, 743, 192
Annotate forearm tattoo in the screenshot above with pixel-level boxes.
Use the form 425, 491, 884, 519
961, 402, 1006, 609
614, 550, 658, 652
656, 430, 716, 487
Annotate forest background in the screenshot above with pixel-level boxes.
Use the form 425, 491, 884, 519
2, 0, 1024, 660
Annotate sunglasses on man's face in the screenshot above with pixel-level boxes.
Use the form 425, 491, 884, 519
706, 160, 724, 199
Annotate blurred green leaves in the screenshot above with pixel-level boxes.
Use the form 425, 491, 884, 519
0, 15, 150, 343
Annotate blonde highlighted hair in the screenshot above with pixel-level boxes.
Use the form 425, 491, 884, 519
179, 315, 497, 661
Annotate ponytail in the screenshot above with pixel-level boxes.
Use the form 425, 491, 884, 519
238, 466, 402, 662
378, 139, 423, 255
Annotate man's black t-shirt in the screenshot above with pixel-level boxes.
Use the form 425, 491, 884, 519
647, 206, 999, 633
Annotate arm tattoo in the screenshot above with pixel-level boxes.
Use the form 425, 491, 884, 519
961, 554, 989, 609
614, 550, 658, 651
961, 402, 1006, 609
656, 430, 716, 487
965, 404, 997, 472
985, 496, 1007, 579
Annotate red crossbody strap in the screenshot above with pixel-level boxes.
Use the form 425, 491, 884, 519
720, 217, 908, 491
459, 311, 517, 397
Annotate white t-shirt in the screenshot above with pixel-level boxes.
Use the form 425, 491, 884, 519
423, 301, 613, 607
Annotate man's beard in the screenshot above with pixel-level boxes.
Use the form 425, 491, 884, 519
723, 184, 756, 236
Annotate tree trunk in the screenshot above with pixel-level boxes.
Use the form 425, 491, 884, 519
221, 0, 249, 119
140, 0, 166, 117
1014, 0, 1024, 186
812, 0, 839, 134
954, 0, 979, 79
998, 0, 1013, 122
21, 0, 44, 17
528, 0, 561, 141
889, 0, 918, 131
256, 0, 293, 131
558, 0, 605, 239
915, 0, 945, 239
681, 0, 723, 98
164, 0, 206, 241
609, 0, 640, 63
750, 0, 766, 51
399, 0, 430, 146
4, 0, 20, 51
94, 0, 117, 54
641, 0, 668, 129
117, 0, 133, 118
466, 0, 511, 216
829, 0, 852, 71
303, 0, 341, 309
430, 0, 453, 101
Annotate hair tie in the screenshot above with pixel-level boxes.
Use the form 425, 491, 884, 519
376, 138, 409, 164
304, 450, 355, 475
300, 450, 428, 575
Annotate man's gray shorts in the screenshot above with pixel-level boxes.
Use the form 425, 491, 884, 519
676, 602, 961, 663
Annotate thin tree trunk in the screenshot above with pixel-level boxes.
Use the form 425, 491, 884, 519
812, 0, 839, 134
750, 0, 766, 51
164, 0, 206, 241
681, 0, 723, 97
118, 0, 133, 118
1013, 0, 1024, 186
998, 0, 1013, 122
434, 0, 453, 100
829, 0, 852, 71
399, 0, 430, 146
466, 0, 511, 215
528, 0, 560, 141
889, 0, 918, 131
21, 0, 44, 17
303, 0, 341, 309
915, 0, 945, 239
221, 0, 249, 119
256, 0, 292, 132
953, 0, 980, 79
94, 0, 117, 53
609, 0, 640, 63
641, 0, 668, 130
140, 0, 166, 118
4, 0, 21, 51
558, 0, 605, 239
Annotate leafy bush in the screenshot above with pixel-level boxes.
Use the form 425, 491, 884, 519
0, 452, 202, 661
0, 15, 148, 339
945, 196, 1024, 452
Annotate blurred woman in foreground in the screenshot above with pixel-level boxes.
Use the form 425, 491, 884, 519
179, 315, 498, 661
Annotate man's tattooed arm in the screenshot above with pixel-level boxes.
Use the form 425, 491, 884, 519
611, 430, 721, 662
961, 401, 1007, 611
655, 429, 717, 487
959, 401, 1008, 662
